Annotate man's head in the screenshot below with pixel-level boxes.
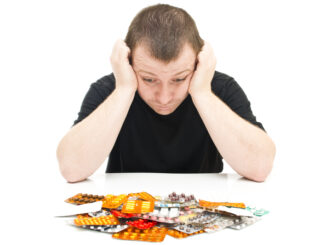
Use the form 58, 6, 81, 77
125, 4, 204, 115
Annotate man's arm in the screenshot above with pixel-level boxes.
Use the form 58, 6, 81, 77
56, 40, 137, 183
56, 87, 135, 183
191, 90, 276, 182
188, 41, 275, 182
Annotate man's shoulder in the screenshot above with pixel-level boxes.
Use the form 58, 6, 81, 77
93, 73, 116, 90
211, 70, 237, 99
90, 73, 116, 99
211, 70, 234, 90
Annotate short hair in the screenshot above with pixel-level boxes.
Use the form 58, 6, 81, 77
125, 4, 204, 63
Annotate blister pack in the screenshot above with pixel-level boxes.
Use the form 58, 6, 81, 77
128, 192, 157, 202
112, 226, 168, 242
228, 216, 261, 230
182, 211, 219, 224
173, 222, 205, 234
102, 194, 128, 209
167, 228, 205, 239
111, 209, 137, 218
88, 210, 111, 217
216, 206, 254, 217
80, 224, 128, 233
65, 193, 105, 205
199, 200, 246, 209
59, 191, 269, 242
136, 208, 181, 223
155, 192, 197, 208
126, 219, 157, 229
246, 206, 269, 217
74, 214, 120, 226
122, 200, 155, 214
204, 215, 241, 232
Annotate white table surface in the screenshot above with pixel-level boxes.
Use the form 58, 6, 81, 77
9, 171, 320, 245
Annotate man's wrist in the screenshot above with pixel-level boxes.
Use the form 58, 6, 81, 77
189, 88, 213, 101
112, 85, 137, 102
115, 84, 137, 94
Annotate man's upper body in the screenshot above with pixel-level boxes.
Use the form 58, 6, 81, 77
73, 71, 265, 173
56, 4, 276, 183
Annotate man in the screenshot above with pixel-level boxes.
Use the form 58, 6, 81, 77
56, 4, 276, 183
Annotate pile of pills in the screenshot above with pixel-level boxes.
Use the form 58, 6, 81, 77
62, 192, 269, 242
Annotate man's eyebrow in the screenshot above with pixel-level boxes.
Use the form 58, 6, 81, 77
138, 69, 191, 76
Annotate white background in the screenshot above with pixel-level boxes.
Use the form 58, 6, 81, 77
0, 0, 325, 243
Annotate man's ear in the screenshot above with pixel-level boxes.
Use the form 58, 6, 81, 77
194, 58, 198, 70
128, 55, 133, 65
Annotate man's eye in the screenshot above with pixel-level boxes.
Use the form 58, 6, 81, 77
142, 76, 187, 83
142, 78, 155, 83
175, 77, 187, 82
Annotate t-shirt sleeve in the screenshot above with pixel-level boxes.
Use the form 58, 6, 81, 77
212, 74, 265, 131
72, 75, 116, 127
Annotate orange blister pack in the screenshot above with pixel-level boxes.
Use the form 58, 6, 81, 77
102, 194, 128, 209
112, 226, 168, 242
122, 200, 155, 214
199, 200, 246, 209
74, 215, 120, 226
128, 192, 157, 202
167, 229, 205, 239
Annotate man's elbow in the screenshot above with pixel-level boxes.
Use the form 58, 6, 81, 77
56, 145, 87, 183
245, 166, 272, 182
249, 172, 269, 182
58, 161, 87, 183
61, 168, 87, 183
249, 143, 276, 182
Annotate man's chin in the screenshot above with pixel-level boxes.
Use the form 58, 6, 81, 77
154, 107, 177, 115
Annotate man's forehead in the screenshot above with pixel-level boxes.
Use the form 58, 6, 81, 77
132, 43, 196, 74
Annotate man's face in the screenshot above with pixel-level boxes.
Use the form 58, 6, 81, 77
132, 43, 197, 115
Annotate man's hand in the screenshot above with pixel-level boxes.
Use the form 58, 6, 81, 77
110, 39, 138, 91
188, 41, 217, 96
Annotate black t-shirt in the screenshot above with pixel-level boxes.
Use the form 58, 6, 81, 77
73, 70, 264, 173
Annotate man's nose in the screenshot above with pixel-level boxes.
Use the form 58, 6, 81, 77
157, 85, 173, 105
